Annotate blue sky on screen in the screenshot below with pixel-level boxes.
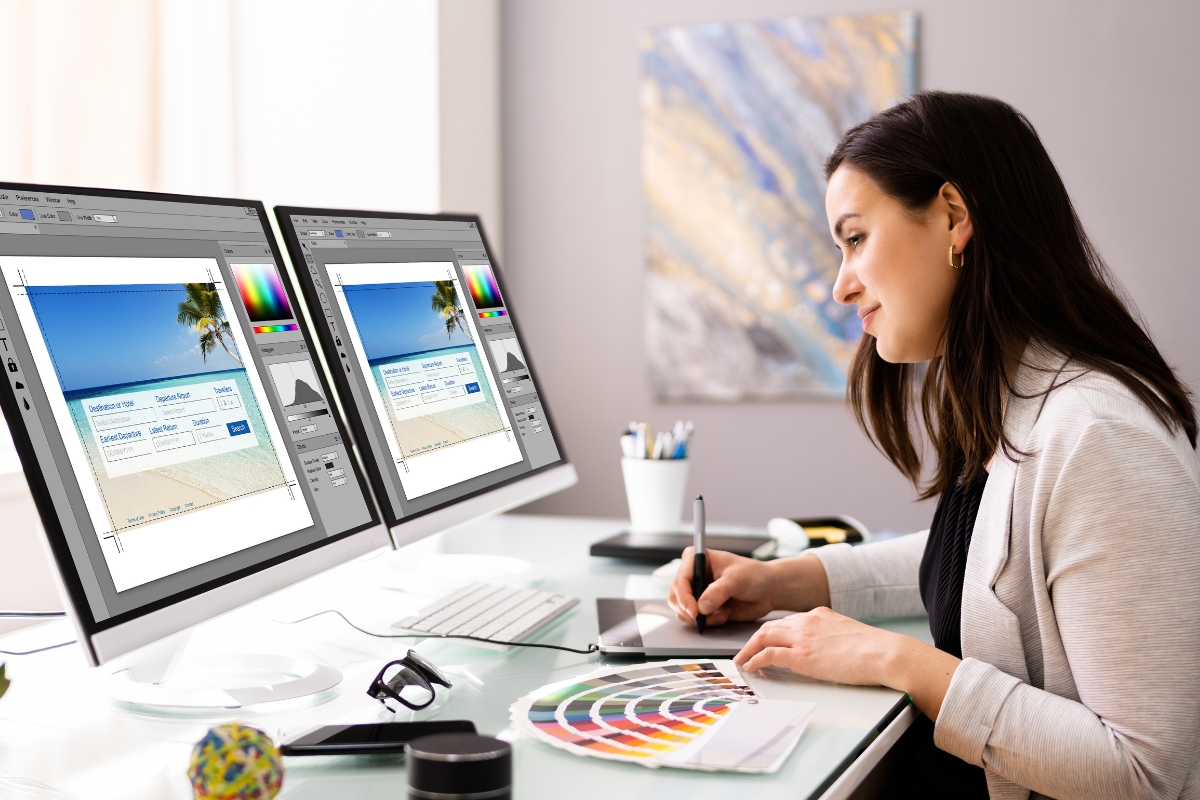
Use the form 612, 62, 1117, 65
342, 281, 471, 362
26, 284, 242, 393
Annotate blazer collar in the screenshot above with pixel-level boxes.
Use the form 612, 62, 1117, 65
1001, 342, 1075, 454
960, 343, 1074, 679
970, 343, 1074, 593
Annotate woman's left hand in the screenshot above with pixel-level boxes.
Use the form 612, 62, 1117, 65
734, 606, 898, 685
733, 606, 962, 719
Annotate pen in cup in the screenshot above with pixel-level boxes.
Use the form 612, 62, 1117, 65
618, 420, 693, 459
693, 495, 707, 635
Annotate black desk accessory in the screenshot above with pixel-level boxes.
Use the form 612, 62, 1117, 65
280, 721, 476, 756
769, 516, 868, 547
590, 531, 776, 562
407, 733, 512, 800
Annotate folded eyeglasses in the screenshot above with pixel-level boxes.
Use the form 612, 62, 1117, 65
368, 649, 453, 711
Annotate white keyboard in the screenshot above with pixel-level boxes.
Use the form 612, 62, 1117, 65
391, 582, 578, 648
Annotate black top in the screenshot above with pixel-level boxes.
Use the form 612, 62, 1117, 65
920, 469, 989, 658
880, 469, 991, 800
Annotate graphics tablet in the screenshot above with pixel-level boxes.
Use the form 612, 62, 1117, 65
596, 598, 791, 656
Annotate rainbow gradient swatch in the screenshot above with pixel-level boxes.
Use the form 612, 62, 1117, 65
253, 323, 299, 334
463, 263, 504, 310
232, 263, 293, 323
478, 309, 507, 318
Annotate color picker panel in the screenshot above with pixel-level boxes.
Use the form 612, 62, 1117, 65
232, 263, 294, 323
463, 263, 504, 310
253, 323, 299, 334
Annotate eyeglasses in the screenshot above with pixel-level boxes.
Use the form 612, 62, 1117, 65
368, 650, 452, 711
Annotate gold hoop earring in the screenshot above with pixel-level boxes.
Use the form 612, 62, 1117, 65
948, 245, 964, 269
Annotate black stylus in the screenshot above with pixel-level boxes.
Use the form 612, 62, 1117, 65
693, 495, 707, 634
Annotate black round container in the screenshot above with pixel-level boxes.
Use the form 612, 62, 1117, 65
406, 733, 512, 800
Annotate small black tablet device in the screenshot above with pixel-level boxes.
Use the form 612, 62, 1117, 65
280, 721, 476, 756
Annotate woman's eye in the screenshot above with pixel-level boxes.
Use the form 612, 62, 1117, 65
845, 235, 862, 249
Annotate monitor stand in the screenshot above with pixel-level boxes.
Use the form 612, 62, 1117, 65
104, 631, 342, 713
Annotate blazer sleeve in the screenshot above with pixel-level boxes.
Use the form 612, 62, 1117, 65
808, 531, 928, 619
935, 419, 1200, 800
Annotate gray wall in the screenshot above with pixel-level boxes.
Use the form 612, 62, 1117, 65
500, 0, 1200, 531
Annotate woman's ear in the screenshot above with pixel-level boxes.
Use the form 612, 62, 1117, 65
939, 181, 974, 251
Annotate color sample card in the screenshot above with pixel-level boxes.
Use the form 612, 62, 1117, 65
510, 660, 813, 773
232, 263, 293, 323
462, 263, 504, 310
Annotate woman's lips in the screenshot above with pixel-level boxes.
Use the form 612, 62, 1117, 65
859, 306, 879, 328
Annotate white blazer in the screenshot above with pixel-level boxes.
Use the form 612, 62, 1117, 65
813, 345, 1200, 800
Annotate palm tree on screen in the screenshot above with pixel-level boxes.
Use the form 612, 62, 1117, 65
431, 280, 472, 342
177, 283, 243, 365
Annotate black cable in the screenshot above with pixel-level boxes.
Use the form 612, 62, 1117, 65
0, 611, 74, 654
0, 640, 76, 656
279, 609, 600, 655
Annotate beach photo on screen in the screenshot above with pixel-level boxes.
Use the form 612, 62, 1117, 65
340, 279, 507, 460
25, 282, 289, 534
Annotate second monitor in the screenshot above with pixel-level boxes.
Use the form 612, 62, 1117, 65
274, 208, 574, 545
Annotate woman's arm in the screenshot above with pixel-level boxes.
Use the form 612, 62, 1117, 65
669, 531, 930, 626
809, 532, 929, 619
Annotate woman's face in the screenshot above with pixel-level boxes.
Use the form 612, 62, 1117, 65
826, 166, 972, 363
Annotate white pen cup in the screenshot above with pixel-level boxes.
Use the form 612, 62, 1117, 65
621, 457, 690, 533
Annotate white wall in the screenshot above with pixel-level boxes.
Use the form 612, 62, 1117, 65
231, 0, 441, 213
501, 0, 1200, 531
0, 0, 161, 191
0, 0, 504, 229
440, 0, 504, 255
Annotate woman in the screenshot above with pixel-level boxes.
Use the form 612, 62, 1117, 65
669, 92, 1200, 800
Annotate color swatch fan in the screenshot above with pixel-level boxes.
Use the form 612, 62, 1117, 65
510, 660, 813, 773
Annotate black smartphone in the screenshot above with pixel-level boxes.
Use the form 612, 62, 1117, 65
280, 720, 476, 756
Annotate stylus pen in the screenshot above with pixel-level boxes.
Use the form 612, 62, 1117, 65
693, 495, 708, 635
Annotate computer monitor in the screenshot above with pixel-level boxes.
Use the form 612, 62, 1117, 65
0, 184, 388, 686
272, 207, 576, 546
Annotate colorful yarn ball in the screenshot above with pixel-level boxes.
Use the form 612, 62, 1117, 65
187, 723, 283, 800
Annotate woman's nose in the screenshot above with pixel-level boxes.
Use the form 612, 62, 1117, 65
832, 261, 862, 306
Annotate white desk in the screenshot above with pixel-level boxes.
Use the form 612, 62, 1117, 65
0, 514, 928, 799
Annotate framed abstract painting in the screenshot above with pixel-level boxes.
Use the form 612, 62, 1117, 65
641, 12, 918, 400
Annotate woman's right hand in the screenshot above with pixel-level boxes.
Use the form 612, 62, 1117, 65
668, 548, 778, 627
667, 549, 833, 627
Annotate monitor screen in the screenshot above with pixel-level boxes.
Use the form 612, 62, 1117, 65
273, 208, 565, 527
0, 185, 379, 642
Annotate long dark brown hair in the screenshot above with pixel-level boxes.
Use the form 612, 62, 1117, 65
825, 91, 1196, 499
